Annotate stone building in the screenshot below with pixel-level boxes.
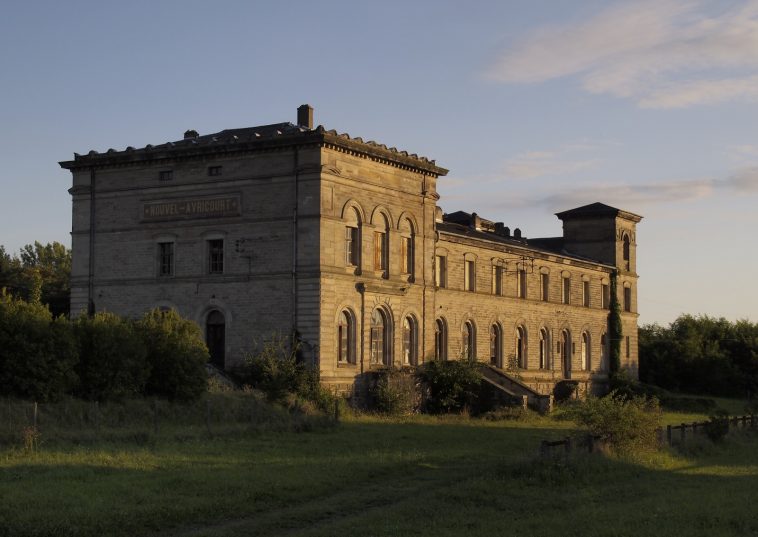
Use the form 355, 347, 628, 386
60, 105, 641, 399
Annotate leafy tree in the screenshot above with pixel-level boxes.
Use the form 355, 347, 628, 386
0, 290, 77, 401
73, 313, 150, 401
0, 242, 71, 317
135, 309, 208, 401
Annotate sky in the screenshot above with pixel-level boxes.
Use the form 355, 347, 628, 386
1, 0, 756, 326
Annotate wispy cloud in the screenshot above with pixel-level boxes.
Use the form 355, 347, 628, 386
488, 0, 758, 108
501, 144, 600, 179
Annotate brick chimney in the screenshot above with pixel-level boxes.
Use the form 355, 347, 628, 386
297, 104, 313, 129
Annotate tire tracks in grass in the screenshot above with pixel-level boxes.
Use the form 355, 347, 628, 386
159, 458, 480, 537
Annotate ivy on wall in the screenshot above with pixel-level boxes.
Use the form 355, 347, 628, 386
609, 270, 623, 374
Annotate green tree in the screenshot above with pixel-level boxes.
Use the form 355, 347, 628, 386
73, 313, 150, 401
135, 309, 209, 401
0, 290, 77, 401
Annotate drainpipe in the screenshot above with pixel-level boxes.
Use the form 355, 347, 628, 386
292, 147, 299, 341
87, 167, 96, 316
421, 173, 427, 364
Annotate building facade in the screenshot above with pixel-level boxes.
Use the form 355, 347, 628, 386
60, 105, 641, 397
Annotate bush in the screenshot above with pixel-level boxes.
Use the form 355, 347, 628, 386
418, 359, 480, 413
238, 333, 312, 403
703, 410, 730, 443
73, 313, 149, 401
553, 380, 579, 403
135, 309, 208, 401
0, 291, 77, 401
368, 368, 417, 415
567, 391, 662, 455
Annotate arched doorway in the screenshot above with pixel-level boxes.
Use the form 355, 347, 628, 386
206, 310, 225, 369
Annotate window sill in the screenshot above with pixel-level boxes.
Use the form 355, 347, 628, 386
337, 362, 357, 368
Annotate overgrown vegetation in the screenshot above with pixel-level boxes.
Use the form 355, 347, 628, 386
640, 314, 758, 397
368, 368, 417, 415
0, 292, 209, 402
0, 242, 71, 317
566, 391, 662, 455
417, 358, 481, 413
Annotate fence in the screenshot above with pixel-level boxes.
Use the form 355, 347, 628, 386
539, 414, 757, 457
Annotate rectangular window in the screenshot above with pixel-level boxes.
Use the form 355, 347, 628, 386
345, 226, 359, 266
374, 231, 387, 272
541, 273, 549, 302
624, 286, 632, 312
208, 166, 222, 176
159, 170, 173, 181
562, 276, 571, 304
464, 260, 476, 291
492, 265, 503, 296
435, 255, 447, 288
583, 280, 590, 307
208, 239, 224, 274
602, 283, 610, 309
626, 336, 630, 358
517, 269, 527, 299
158, 242, 174, 276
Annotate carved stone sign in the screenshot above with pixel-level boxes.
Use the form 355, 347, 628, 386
142, 196, 241, 221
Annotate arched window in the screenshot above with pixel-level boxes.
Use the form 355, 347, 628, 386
400, 218, 415, 281
463, 321, 476, 361
370, 308, 391, 365
622, 233, 630, 270
374, 214, 389, 277
345, 207, 361, 267
206, 310, 225, 369
581, 332, 591, 371
402, 316, 418, 366
600, 333, 608, 372
539, 328, 549, 369
560, 329, 571, 378
516, 325, 527, 369
435, 318, 448, 360
489, 324, 502, 367
338, 310, 355, 364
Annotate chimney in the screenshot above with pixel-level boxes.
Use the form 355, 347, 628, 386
514, 228, 522, 239
471, 212, 482, 231
184, 129, 199, 139
297, 104, 313, 129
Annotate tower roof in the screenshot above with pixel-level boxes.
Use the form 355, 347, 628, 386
555, 202, 642, 223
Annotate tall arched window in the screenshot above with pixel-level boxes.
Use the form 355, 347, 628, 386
581, 332, 590, 371
345, 208, 361, 268
338, 310, 355, 364
400, 218, 415, 281
402, 316, 418, 366
490, 324, 502, 367
374, 214, 389, 277
622, 233, 630, 270
463, 321, 476, 361
516, 325, 527, 369
539, 328, 549, 369
561, 330, 571, 378
435, 318, 448, 360
206, 310, 225, 369
600, 333, 608, 371
370, 308, 391, 365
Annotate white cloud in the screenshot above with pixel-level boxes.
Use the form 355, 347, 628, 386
488, 0, 758, 108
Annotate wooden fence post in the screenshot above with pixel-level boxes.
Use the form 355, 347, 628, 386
33, 402, 38, 429
667, 425, 672, 446
680, 423, 686, 444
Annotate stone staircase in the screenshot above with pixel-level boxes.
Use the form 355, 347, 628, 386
478, 363, 553, 413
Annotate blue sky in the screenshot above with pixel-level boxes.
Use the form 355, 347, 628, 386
1, 0, 756, 325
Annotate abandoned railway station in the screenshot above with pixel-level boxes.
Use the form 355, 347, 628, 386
60, 105, 641, 401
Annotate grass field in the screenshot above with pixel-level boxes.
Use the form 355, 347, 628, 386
0, 395, 756, 537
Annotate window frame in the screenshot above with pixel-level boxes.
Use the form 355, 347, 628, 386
207, 239, 224, 274
157, 241, 174, 277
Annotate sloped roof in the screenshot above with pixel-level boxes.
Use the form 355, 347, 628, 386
555, 202, 642, 222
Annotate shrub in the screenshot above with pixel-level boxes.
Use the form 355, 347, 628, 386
238, 333, 311, 403
568, 391, 662, 455
0, 291, 77, 401
553, 380, 579, 403
135, 309, 208, 401
368, 368, 417, 415
418, 359, 480, 413
703, 410, 730, 443
73, 312, 149, 401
